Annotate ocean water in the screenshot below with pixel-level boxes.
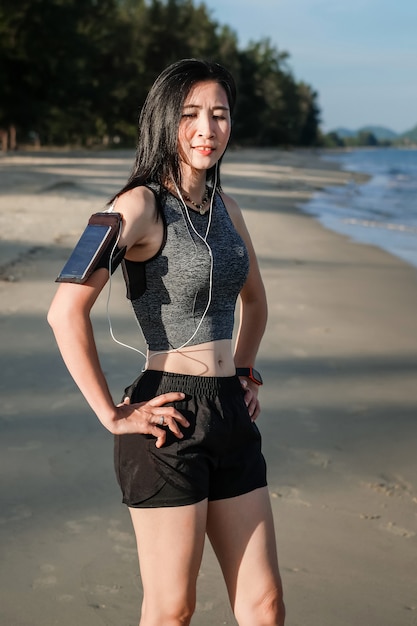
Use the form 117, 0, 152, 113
301, 148, 417, 269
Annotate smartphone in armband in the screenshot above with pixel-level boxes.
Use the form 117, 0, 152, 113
56, 212, 123, 284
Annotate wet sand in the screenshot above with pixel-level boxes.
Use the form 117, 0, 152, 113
0, 148, 416, 625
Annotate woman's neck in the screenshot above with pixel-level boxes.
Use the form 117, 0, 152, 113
166, 168, 209, 206
180, 168, 208, 198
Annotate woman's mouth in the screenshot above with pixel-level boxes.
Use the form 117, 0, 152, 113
193, 146, 215, 156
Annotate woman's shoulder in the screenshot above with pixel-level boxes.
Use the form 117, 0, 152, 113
116, 185, 163, 252
116, 185, 157, 215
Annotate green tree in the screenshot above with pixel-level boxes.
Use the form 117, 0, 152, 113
0, 0, 322, 148
356, 130, 379, 146
297, 82, 320, 146
321, 131, 345, 148
234, 39, 296, 144
0, 0, 121, 144
234, 38, 319, 146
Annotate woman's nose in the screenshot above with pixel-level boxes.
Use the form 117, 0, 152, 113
197, 114, 215, 137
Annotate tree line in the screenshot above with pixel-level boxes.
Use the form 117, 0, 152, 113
0, 0, 321, 150
323, 130, 417, 148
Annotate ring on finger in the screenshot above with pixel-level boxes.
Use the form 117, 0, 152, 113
158, 416, 165, 426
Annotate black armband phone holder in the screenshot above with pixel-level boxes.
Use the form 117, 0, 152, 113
55, 212, 125, 284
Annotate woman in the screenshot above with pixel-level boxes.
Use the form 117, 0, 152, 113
48, 58, 285, 626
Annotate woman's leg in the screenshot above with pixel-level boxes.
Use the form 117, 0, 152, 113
207, 487, 285, 626
129, 498, 208, 626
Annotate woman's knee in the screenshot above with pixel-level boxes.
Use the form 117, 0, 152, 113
234, 586, 285, 626
140, 594, 196, 626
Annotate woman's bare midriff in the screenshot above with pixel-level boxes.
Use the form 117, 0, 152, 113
147, 339, 236, 377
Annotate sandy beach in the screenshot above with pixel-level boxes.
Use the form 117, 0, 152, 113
1, 147, 416, 626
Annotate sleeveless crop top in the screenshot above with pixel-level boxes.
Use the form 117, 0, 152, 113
122, 184, 249, 351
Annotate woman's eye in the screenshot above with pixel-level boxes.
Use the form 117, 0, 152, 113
182, 113, 196, 118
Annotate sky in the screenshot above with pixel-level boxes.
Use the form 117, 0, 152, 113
203, 0, 417, 133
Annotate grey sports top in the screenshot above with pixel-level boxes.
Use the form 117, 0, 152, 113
122, 184, 249, 351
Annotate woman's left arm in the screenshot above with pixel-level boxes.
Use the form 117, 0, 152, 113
222, 193, 268, 419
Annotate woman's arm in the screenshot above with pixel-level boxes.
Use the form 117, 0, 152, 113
234, 256, 268, 370
47, 187, 188, 444
48, 271, 121, 428
222, 193, 268, 419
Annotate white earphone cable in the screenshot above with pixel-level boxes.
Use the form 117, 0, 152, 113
105, 165, 218, 366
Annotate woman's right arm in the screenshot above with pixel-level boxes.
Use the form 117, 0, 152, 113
47, 188, 188, 444
47, 270, 122, 429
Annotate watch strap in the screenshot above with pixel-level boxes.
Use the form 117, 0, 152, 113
236, 367, 263, 385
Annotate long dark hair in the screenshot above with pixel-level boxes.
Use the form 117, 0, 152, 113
111, 58, 236, 206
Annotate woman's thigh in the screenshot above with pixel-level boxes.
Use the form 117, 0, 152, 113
206, 487, 285, 625
129, 499, 208, 620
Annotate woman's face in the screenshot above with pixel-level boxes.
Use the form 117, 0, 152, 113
178, 80, 231, 174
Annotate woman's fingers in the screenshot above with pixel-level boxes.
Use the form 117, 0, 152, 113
113, 391, 190, 439
246, 393, 260, 420
250, 399, 261, 421
148, 410, 186, 444
146, 392, 190, 432
239, 379, 261, 421
148, 392, 189, 422
147, 391, 185, 408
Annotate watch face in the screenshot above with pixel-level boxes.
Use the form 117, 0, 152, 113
236, 367, 263, 385
251, 368, 263, 385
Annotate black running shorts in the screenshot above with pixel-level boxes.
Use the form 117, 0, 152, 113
114, 370, 267, 508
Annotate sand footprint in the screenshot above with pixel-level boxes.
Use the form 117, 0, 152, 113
93, 583, 122, 596
195, 601, 215, 612
283, 566, 309, 575
65, 515, 101, 534
364, 474, 415, 500
380, 522, 415, 539
270, 486, 311, 507
0, 504, 32, 525
107, 520, 137, 562
57, 594, 74, 603
32, 564, 57, 589
308, 451, 331, 469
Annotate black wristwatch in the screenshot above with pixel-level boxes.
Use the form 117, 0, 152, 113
236, 367, 263, 386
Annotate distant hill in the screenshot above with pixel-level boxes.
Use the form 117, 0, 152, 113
328, 124, 417, 145
331, 126, 399, 141
358, 126, 399, 141
400, 125, 417, 142
332, 127, 357, 138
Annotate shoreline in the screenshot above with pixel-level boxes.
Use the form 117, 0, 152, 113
303, 147, 417, 271
1, 149, 416, 625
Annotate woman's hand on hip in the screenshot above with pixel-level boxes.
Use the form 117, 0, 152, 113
240, 379, 261, 421
109, 392, 189, 447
